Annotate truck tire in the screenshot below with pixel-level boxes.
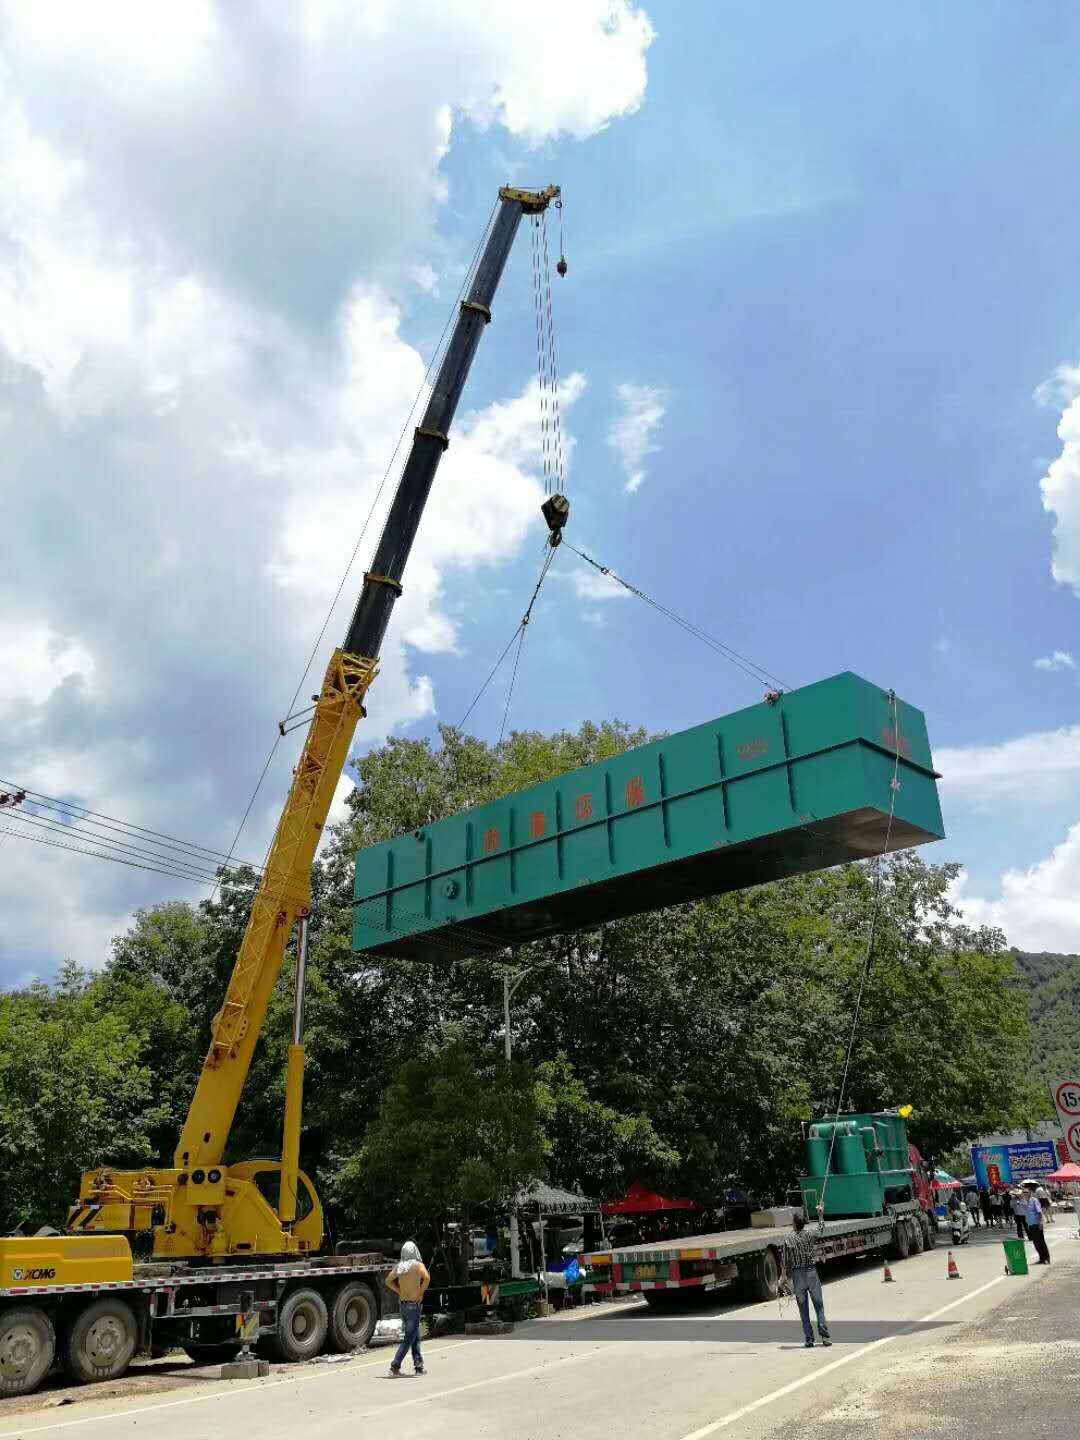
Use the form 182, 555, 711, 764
63, 1298, 138, 1384
908, 1217, 925, 1254
891, 1219, 911, 1261
328, 1282, 377, 1352
0, 1305, 56, 1397
272, 1288, 328, 1363
921, 1213, 936, 1250
738, 1248, 780, 1302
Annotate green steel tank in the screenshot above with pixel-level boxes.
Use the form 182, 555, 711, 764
800, 1109, 917, 1220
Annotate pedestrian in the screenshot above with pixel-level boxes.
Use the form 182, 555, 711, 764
1012, 1189, 1028, 1241
385, 1240, 430, 1377
1000, 1189, 1012, 1229
964, 1185, 980, 1226
979, 1188, 992, 1228
1036, 1183, 1054, 1225
989, 1189, 1002, 1228
779, 1213, 832, 1350
1025, 1191, 1051, 1265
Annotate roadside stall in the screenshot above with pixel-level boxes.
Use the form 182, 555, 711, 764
514, 1181, 605, 1310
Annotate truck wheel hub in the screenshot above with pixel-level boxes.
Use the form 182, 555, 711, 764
2, 1326, 38, 1376
86, 1318, 123, 1363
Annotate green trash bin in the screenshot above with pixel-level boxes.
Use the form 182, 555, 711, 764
1003, 1237, 1028, 1276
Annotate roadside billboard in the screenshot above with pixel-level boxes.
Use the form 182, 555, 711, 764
971, 1140, 1058, 1189
1050, 1077, 1080, 1164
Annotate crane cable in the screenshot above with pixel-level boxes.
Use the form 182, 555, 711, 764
564, 543, 789, 693
456, 543, 556, 737
813, 690, 904, 1233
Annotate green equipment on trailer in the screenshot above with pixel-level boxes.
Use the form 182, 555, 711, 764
801, 1110, 926, 1220
353, 671, 944, 962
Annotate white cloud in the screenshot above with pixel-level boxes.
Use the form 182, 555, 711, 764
0, 1, 654, 979
1036, 361, 1080, 592
1034, 650, 1076, 672
607, 381, 667, 493
937, 727, 1080, 809
949, 824, 1080, 952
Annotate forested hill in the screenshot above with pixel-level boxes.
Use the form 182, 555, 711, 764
1013, 951, 1080, 1087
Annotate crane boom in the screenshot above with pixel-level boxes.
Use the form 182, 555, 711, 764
175, 185, 560, 1179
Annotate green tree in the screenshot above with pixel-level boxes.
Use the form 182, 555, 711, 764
329, 1039, 547, 1247
0, 964, 168, 1231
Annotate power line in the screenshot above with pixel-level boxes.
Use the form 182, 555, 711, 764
0, 780, 263, 872
564, 543, 789, 693
0, 823, 238, 887
6, 809, 238, 885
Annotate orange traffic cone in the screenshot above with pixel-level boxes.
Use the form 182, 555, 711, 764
882, 1259, 895, 1283
946, 1250, 961, 1280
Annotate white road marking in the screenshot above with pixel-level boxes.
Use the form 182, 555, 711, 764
674, 1235, 1071, 1440
0, 1340, 483, 1436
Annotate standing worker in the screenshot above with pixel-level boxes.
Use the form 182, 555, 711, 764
385, 1241, 431, 1377
1025, 1190, 1051, 1265
965, 1183, 981, 1226
1000, 1188, 1013, 1231
779, 1214, 832, 1350
979, 1188, 993, 1229
1011, 1188, 1028, 1240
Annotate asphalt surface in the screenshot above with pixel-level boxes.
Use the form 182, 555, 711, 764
767, 1224, 1079, 1439
1, 1222, 1074, 1440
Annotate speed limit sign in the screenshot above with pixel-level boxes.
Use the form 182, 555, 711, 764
1051, 1077, 1080, 1162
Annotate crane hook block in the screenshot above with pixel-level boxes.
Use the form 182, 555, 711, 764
541, 493, 570, 545
556, 255, 568, 277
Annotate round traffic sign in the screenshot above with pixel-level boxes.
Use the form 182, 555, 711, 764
1068, 1120, 1080, 1158
1055, 1080, 1080, 1117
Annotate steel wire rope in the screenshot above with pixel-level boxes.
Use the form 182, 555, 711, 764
539, 210, 566, 492
564, 543, 789, 692
456, 544, 556, 735
530, 216, 552, 496
813, 691, 904, 1232
211, 201, 501, 899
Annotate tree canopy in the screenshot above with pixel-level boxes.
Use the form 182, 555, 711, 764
0, 719, 1034, 1236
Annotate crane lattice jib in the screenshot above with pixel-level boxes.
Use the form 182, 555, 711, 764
175, 184, 559, 1170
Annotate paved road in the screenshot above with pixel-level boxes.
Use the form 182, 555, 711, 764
764, 1222, 1079, 1440
2, 1225, 1074, 1440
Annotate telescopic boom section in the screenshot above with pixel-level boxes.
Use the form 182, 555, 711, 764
175, 185, 559, 1171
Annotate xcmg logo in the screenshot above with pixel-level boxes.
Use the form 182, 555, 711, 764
9, 1267, 56, 1282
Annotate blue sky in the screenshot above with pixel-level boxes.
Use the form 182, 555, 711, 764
3, 1, 1080, 979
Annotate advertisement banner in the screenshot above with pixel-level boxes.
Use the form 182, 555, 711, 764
971, 1140, 1059, 1189
1050, 1077, 1080, 1164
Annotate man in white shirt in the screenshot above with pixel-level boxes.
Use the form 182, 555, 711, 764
1025, 1192, 1051, 1265
1035, 1183, 1053, 1224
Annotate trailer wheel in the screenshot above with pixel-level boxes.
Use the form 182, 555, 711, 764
0, 1306, 56, 1397
63, 1298, 138, 1384
272, 1288, 328, 1362
181, 1342, 243, 1365
328, 1282, 377, 1352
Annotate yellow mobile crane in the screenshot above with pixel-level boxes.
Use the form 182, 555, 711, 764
0, 185, 566, 1397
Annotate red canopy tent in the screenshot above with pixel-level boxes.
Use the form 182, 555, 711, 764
601, 1178, 700, 1215
1045, 1162, 1080, 1184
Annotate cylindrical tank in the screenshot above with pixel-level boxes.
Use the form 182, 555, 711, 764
805, 1134, 829, 1177
836, 1129, 867, 1174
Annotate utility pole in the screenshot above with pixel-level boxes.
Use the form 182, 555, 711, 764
503, 967, 529, 1278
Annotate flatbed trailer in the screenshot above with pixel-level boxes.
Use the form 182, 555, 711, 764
583, 1203, 928, 1306
0, 1247, 392, 1397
